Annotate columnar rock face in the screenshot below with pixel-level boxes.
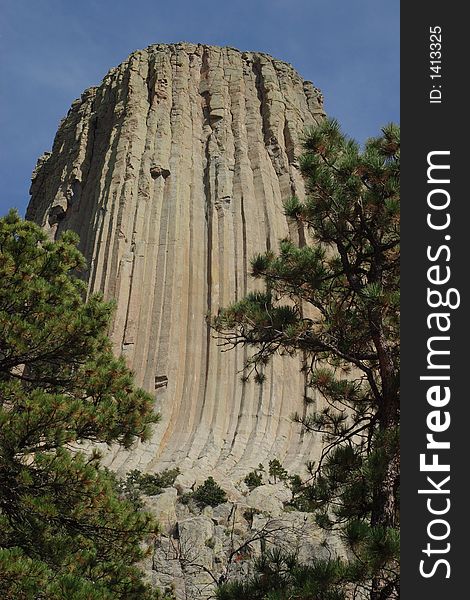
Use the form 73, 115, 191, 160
27, 43, 325, 485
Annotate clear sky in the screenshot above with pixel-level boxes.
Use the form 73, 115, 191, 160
0, 0, 399, 216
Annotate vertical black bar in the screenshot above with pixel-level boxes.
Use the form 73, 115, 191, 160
401, 4, 467, 598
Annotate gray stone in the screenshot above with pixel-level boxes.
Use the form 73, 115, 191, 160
144, 488, 177, 533
26, 41, 326, 489
245, 483, 292, 516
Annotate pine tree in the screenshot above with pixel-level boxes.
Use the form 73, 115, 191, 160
244, 464, 265, 490
214, 119, 400, 599
0, 211, 168, 599
190, 477, 228, 508
216, 549, 348, 600
268, 459, 288, 484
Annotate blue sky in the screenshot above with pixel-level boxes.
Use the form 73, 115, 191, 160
0, 0, 399, 216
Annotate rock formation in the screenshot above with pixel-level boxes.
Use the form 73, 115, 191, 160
142, 490, 345, 599
26, 43, 325, 487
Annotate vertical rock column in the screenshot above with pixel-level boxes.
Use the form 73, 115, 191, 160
27, 43, 325, 484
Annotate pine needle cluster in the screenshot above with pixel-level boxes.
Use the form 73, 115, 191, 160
0, 212, 168, 599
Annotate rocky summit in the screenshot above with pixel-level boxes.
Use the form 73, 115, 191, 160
26, 43, 326, 490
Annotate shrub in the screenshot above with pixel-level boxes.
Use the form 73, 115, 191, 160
191, 477, 227, 508
117, 468, 180, 508
244, 464, 265, 490
268, 459, 288, 484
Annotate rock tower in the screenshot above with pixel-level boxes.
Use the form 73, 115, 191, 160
26, 43, 325, 486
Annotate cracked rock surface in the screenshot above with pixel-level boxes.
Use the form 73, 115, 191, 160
142, 487, 345, 600
27, 43, 325, 484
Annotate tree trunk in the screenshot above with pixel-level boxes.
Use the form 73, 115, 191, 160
370, 408, 400, 600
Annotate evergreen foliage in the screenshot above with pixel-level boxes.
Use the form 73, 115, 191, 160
244, 464, 265, 490
216, 549, 348, 600
184, 477, 228, 508
115, 468, 181, 509
0, 211, 168, 599
214, 120, 400, 599
268, 459, 288, 484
